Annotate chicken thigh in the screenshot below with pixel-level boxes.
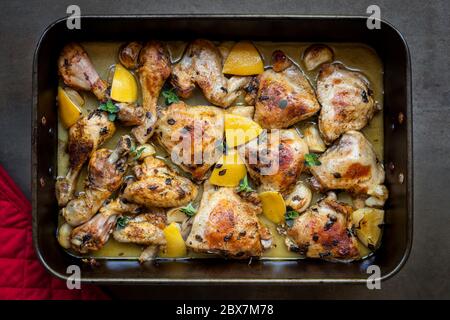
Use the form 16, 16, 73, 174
286, 192, 359, 261
186, 183, 272, 258
58, 42, 108, 101
129, 41, 171, 144
239, 129, 309, 193
309, 131, 385, 195
56, 110, 115, 207
171, 39, 249, 108
156, 101, 224, 180
245, 50, 320, 129
62, 135, 132, 226
123, 156, 198, 208
317, 63, 376, 144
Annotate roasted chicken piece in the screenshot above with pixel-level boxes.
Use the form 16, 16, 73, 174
286, 192, 359, 261
156, 101, 224, 180
55, 111, 115, 207
245, 50, 320, 129
62, 135, 132, 226
309, 131, 385, 195
171, 39, 249, 108
317, 63, 376, 144
239, 129, 309, 194
130, 41, 171, 144
70, 197, 141, 253
113, 211, 167, 262
123, 155, 198, 208
186, 183, 272, 258
58, 43, 108, 101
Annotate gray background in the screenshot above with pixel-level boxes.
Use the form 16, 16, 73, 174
1, 0, 449, 299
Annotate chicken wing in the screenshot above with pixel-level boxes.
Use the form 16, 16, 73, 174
245, 50, 320, 129
317, 63, 376, 144
123, 155, 198, 208
286, 192, 359, 261
55, 110, 115, 207
156, 101, 224, 180
186, 183, 271, 258
62, 135, 132, 226
70, 197, 141, 253
131, 41, 171, 144
239, 129, 309, 193
309, 131, 385, 195
171, 39, 249, 108
58, 43, 108, 101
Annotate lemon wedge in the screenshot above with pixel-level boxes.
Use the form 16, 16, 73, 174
225, 113, 263, 148
223, 41, 264, 75
110, 64, 138, 103
352, 208, 384, 249
259, 191, 286, 224
160, 222, 187, 258
209, 150, 247, 187
57, 86, 83, 128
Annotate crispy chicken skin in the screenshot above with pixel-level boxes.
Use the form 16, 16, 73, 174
286, 192, 359, 261
62, 135, 132, 226
131, 41, 171, 144
70, 197, 141, 253
239, 129, 309, 194
186, 183, 272, 258
317, 63, 376, 144
245, 50, 320, 129
55, 111, 116, 207
123, 156, 198, 208
309, 131, 385, 195
171, 39, 249, 108
58, 43, 108, 101
156, 101, 224, 180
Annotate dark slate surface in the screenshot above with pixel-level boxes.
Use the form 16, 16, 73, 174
1, 0, 449, 299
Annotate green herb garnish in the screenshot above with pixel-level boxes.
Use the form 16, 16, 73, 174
236, 175, 254, 193
180, 203, 197, 217
98, 100, 119, 121
130, 145, 145, 161
285, 210, 299, 228
304, 153, 321, 167
116, 216, 130, 229
162, 88, 179, 105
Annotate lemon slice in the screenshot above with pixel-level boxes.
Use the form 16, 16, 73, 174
57, 86, 83, 128
259, 191, 286, 224
209, 150, 247, 187
160, 222, 187, 258
225, 113, 263, 148
223, 41, 264, 76
110, 64, 138, 103
352, 208, 384, 249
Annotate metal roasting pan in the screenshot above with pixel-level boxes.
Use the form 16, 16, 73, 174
32, 15, 412, 284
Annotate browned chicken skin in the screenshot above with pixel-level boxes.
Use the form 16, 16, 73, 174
55, 111, 116, 207
239, 129, 309, 194
186, 183, 272, 258
156, 101, 224, 180
171, 39, 250, 108
286, 192, 359, 261
317, 63, 376, 144
131, 41, 171, 144
123, 156, 198, 208
62, 135, 132, 226
245, 50, 320, 129
58, 43, 108, 101
70, 197, 141, 253
309, 131, 385, 195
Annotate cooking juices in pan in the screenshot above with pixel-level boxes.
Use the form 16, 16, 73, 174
57, 41, 384, 260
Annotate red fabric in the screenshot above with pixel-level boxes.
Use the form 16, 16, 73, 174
0, 165, 109, 300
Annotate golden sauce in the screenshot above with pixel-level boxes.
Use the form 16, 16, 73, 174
57, 41, 383, 260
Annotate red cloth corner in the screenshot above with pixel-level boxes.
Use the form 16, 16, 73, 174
0, 165, 109, 300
